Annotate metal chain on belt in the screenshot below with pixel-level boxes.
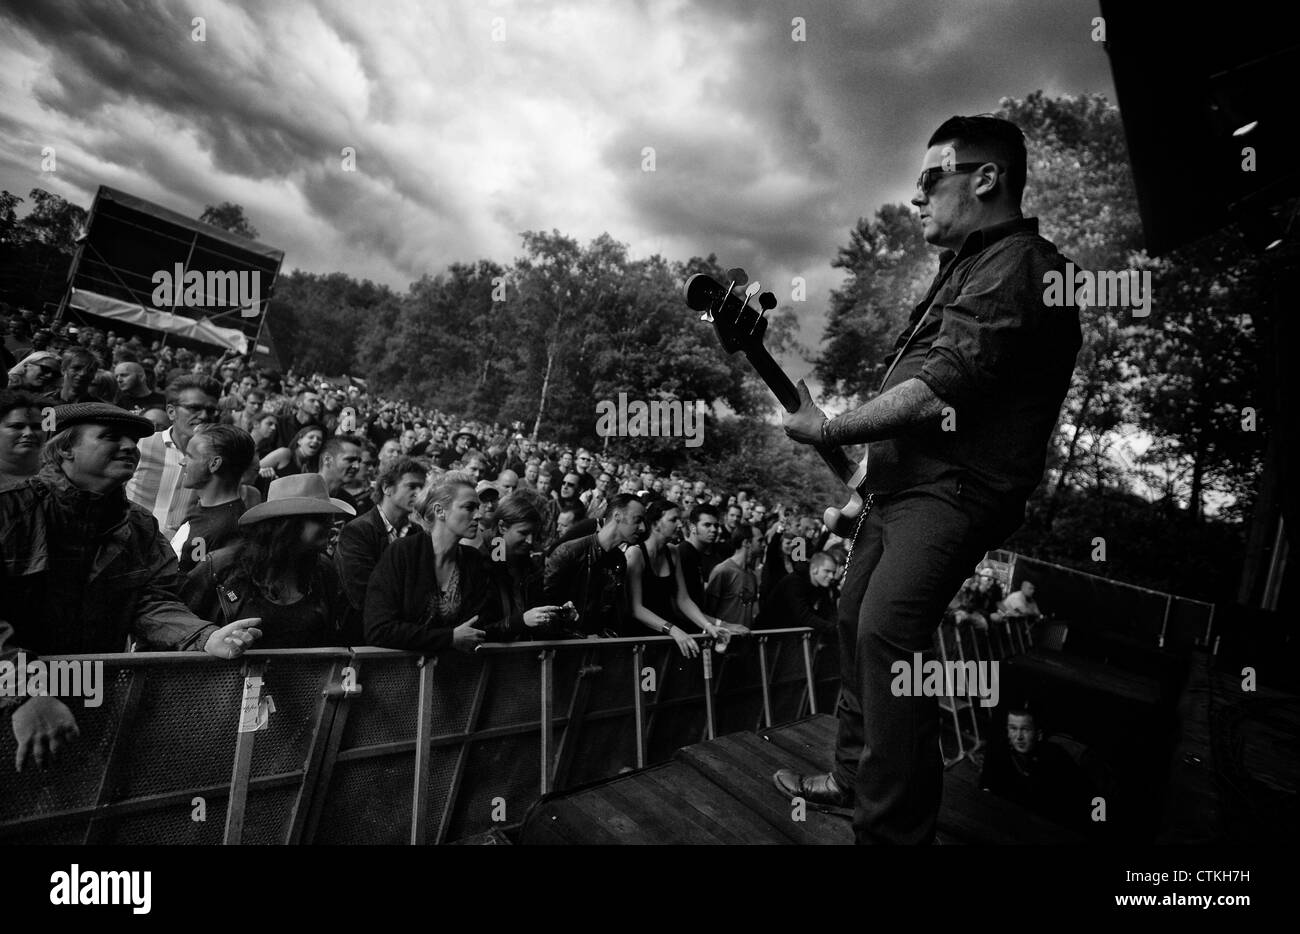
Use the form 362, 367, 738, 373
844, 493, 874, 567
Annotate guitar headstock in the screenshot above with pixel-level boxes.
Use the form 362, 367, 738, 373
682, 267, 778, 355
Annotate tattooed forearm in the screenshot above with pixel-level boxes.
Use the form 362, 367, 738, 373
823, 378, 949, 446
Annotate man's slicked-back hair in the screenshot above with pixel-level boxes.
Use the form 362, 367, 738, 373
323, 434, 363, 460
165, 373, 222, 404
927, 114, 1027, 203
688, 503, 719, 526
193, 424, 256, 480
605, 492, 641, 522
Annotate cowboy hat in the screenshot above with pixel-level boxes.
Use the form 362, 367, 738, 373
239, 473, 357, 525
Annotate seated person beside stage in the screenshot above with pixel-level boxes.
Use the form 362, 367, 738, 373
759, 551, 838, 632
363, 473, 492, 654
182, 474, 351, 648
948, 564, 1004, 632
1, 403, 261, 773
979, 707, 1092, 830
1000, 579, 1042, 623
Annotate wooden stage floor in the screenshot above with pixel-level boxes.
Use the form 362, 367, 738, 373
519, 715, 1081, 844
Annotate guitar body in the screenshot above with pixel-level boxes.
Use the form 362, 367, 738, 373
683, 272, 869, 538
823, 457, 868, 539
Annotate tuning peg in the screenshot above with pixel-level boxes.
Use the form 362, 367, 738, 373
743, 281, 761, 302
726, 267, 749, 289
759, 291, 777, 311
700, 308, 714, 323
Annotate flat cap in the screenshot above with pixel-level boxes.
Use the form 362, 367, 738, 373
52, 402, 155, 440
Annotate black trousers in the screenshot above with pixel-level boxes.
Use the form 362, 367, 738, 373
831, 476, 1016, 844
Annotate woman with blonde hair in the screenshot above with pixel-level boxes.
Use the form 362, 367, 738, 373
363, 472, 492, 653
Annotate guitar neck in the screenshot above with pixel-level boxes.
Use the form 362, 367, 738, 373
743, 344, 858, 488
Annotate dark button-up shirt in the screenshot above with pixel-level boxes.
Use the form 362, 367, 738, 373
865, 216, 1081, 507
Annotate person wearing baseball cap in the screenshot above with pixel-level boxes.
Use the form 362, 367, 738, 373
181, 474, 352, 649
1, 403, 263, 773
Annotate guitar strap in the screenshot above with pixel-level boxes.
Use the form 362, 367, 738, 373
842, 257, 960, 560
877, 310, 932, 394
878, 255, 960, 394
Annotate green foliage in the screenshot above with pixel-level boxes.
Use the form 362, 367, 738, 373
1007, 485, 1246, 602
198, 202, 259, 240
0, 188, 86, 313
815, 202, 931, 402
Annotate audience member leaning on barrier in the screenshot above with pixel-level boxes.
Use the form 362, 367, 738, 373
0, 404, 262, 773
625, 499, 741, 659
480, 488, 568, 640
181, 474, 353, 648
362, 473, 493, 653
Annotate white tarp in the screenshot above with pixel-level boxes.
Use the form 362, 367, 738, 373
68, 287, 249, 353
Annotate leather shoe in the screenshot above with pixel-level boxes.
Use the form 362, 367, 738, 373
772, 769, 852, 810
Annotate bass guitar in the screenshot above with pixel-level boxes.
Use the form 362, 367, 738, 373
682, 268, 869, 538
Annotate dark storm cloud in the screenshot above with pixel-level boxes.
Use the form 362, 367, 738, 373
0, 0, 1115, 365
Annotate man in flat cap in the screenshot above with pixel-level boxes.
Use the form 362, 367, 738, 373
0, 403, 263, 773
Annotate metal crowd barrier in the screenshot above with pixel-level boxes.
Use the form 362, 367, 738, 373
987, 550, 1216, 650
0, 628, 837, 845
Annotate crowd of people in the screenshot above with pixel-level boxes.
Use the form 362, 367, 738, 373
1, 309, 855, 771
3, 308, 1066, 820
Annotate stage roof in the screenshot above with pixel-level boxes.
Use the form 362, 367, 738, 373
63, 185, 284, 360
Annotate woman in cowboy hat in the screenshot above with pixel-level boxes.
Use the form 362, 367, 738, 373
181, 474, 353, 648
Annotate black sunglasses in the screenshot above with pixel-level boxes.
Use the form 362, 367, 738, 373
916, 162, 997, 195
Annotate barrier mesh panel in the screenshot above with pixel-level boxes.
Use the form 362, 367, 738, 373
582, 644, 636, 712
475, 652, 539, 732
339, 656, 419, 749
417, 745, 461, 842
240, 784, 299, 845
250, 658, 335, 780
108, 797, 226, 845
0, 665, 133, 824
314, 757, 414, 845
116, 664, 243, 799
427, 652, 478, 736
445, 733, 541, 840
0, 821, 86, 845
562, 714, 638, 788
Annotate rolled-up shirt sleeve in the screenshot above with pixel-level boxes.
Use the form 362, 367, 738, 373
916, 241, 1053, 408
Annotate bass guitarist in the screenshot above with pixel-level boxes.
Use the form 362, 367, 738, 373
773, 115, 1082, 844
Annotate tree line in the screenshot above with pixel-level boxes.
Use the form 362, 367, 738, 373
4, 91, 1288, 603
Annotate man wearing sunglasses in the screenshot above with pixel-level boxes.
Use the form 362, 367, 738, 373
127, 374, 224, 538
775, 115, 1082, 845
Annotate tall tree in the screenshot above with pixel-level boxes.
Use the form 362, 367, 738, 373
198, 202, 259, 240
814, 202, 931, 402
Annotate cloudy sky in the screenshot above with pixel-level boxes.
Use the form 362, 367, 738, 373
0, 0, 1115, 381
